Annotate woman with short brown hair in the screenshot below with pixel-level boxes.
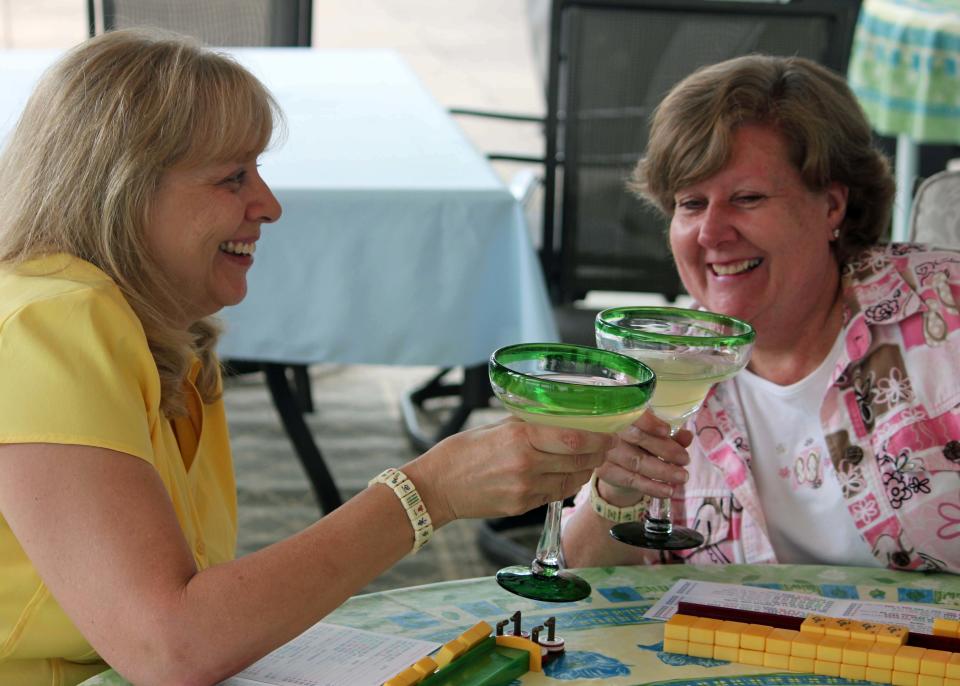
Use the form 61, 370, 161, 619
564, 54, 959, 575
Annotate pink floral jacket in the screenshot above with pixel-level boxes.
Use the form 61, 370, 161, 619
571, 244, 960, 572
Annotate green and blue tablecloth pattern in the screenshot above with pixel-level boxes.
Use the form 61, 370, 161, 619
848, 0, 960, 143
80, 564, 960, 686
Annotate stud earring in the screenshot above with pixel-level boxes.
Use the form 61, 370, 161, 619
832, 228, 840, 240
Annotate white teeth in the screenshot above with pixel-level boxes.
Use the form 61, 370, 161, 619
219, 241, 256, 256
712, 258, 761, 276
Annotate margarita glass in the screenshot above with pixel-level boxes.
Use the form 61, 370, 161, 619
489, 342, 655, 601
595, 306, 755, 550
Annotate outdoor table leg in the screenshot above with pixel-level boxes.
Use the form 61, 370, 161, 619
262, 363, 343, 515
400, 364, 492, 452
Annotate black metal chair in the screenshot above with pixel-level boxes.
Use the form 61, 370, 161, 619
403, 0, 862, 456
539, 0, 860, 302
85, 0, 341, 514
87, 0, 312, 46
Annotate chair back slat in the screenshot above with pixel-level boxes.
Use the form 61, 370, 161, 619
89, 0, 312, 47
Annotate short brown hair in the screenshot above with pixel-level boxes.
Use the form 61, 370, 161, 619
631, 54, 894, 266
0, 29, 282, 416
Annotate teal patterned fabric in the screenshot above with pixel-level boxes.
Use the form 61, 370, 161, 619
78, 564, 960, 686
848, 0, 960, 143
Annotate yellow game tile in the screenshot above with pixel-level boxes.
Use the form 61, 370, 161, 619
689, 617, 724, 645
816, 636, 847, 663
801, 615, 830, 636
947, 654, 960, 679
866, 666, 893, 684
917, 675, 944, 686
716, 620, 747, 648
893, 671, 919, 686
791, 633, 821, 658
790, 656, 815, 673
663, 637, 689, 655
945, 679, 960, 686
815, 659, 842, 676
411, 656, 438, 678
741, 624, 774, 651
841, 664, 867, 680
932, 619, 959, 638
843, 639, 875, 666
740, 648, 765, 666
824, 617, 855, 639
869, 642, 902, 669
877, 624, 910, 646
895, 646, 928, 674
766, 628, 800, 655
665, 613, 699, 641
384, 666, 423, 686
921, 650, 952, 677
852, 622, 880, 643
714, 645, 739, 662
434, 638, 468, 667
459, 622, 493, 650
764, 652, 790, 670
689, 641, 714, 659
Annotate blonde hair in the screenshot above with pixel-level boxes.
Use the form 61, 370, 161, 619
0, 29, 281, 416
632, 54, 894, 266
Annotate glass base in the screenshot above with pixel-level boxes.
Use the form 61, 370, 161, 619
609, 522, 704, 550
496, 565, 591, 602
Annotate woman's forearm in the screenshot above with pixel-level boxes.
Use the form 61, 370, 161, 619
150, 486, 422, 685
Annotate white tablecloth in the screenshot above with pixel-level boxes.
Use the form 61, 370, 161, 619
0, 48, 559, 368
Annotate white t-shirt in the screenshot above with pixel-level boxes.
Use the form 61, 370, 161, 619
734, 334, 880, 566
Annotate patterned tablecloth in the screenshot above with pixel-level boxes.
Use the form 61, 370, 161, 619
847, 0, 960, 241
848, 0, 960, 143
80, 564, 960, 685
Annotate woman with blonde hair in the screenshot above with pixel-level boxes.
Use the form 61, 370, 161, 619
0, 30, 612, 685
563, 54, 960, 574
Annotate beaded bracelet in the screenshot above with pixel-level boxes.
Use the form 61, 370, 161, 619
589, 471, 650, 523
368, 467, 433, 553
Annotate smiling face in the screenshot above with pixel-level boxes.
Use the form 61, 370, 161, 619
145, 159, 281, 326
669, 123, 848, 347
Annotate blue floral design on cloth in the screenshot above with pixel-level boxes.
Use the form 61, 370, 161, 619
819, 584, 858, 599
639, 640, 728, 668
596, 585, 645, 602
385, 611, 438, 630
456, 600, 503, 617
899, 588, 935, 604
543, 650, 631, 679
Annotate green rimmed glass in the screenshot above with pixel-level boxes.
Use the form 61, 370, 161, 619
595, 306, 755, 551
489, 342, 656, 602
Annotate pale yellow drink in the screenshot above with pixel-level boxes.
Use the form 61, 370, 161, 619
641, 356, 735, 426
511, 407, 645, 432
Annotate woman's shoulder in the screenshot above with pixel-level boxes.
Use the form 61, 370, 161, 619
0, 254, 162, 460
843, 243, 960, 284
0, 253, 141, 332
0, 253, 155, 378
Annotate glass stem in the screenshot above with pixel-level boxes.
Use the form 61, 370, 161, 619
643, 424, 681, 538
531, 500, 563, 576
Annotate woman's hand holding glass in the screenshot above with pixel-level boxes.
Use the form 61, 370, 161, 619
595, 411, 693, 506
408, 418, 615, 526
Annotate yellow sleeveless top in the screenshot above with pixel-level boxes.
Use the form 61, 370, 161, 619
0, 254, 237, 685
